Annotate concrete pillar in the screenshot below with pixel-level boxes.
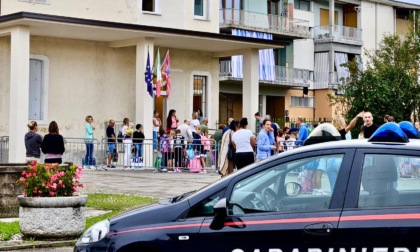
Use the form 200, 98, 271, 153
329, 0, 335, 27
135, 38, 155, 166
9, 26, 30, 163
242, 49, 259, 133
329, 49, 335, 86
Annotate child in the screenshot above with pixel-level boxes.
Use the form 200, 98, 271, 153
172, 129, 185, 172
132, 124, 145, 158
285, 131, 297, 151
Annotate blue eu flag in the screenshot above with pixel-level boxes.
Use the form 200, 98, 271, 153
145, 50, 153, 98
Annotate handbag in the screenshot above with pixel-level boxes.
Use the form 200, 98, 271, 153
186, 147, 195, 160
227, 133, 235, 161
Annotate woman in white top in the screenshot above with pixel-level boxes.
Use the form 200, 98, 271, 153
232, 117, 256, 170
190, 112, 200, 133
120, 118, 132, 169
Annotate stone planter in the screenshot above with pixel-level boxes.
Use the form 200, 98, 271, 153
18, 195, 88, 238
0, 163, 27, 218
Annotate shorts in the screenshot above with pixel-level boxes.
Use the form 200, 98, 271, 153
108, 143, 115, 154
200, 150, 207, 158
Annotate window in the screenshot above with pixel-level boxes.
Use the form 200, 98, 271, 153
358, 154, 420, 208
229, 154, 344, 214
194, 0, 209, 19
142, 0, 155, 12
29, 56, 49, 122
187, 189, 226, 218
290, 96, 314, 107
193, 75, 207, 118
295, 0, 310, 11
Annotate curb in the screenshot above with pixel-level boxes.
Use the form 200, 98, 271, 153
0, 240, 75, 251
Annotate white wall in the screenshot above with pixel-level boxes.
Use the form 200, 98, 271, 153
293, 39, 314, 71
0, 37, 220, 137
361, 1, 395, 53
294, 9, 314, 27
2, 0, 220, 33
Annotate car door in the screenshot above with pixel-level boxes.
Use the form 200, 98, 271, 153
339, 148, 420, 248
197, 149, 356, 252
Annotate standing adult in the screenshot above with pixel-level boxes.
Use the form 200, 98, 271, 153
153, 111, 161, 152
232, 118, 256, 169
296, 116, 309, 145
106, 119, 116, 168
84, 115, 95, 169
200, 118, 209, 138
41, 121, 65, 164
256, 119, 276, 161
362, 112, 379, 138
331, 112, 365, 140
120, 118, 132, 169
218, 120, 238, 177
190, 112, 200, 133
222, 118, 234, 134
254, 112, 264, 133
177, 119, 193, 143
166, 109, 178, 134
24, 121, 43, 162
197, 108, 204, 124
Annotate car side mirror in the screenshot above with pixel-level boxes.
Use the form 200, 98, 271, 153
285, 182, 301, 196
210, 198, 227, 230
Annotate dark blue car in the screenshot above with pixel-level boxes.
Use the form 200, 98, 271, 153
75, 123, 420, 251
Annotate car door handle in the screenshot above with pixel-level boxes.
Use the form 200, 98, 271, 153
178, 235, 189, 241
303, 223, 334, 236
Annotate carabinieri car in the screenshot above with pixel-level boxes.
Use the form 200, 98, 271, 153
75, 122, 420, 252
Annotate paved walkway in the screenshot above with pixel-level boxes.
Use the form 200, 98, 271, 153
79, 167, 221, 198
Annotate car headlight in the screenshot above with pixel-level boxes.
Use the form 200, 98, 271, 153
79, 219, 110, 244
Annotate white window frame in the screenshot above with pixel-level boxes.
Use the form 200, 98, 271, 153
191, 72, 212, 121
194, 0, 210, 20
290, 96, 314, 107
141, 0, 160, 14
29, 55, 49, 124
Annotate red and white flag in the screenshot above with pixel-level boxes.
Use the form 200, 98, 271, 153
161, 50, 171, 99
153, 48, 162, 97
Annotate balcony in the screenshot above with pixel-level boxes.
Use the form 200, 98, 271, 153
219, 60, 310, 87
313, 25, 363, 46
219, 8, 310, 39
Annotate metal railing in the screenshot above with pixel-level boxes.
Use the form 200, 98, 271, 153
219, 8, 310, 38
220, 60, 311, 86
313, 25, 362, 44
0, 136, 9, 163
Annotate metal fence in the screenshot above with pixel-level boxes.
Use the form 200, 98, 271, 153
0, 136, 8, 163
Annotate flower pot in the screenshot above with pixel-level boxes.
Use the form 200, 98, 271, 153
18, 195, 88, 238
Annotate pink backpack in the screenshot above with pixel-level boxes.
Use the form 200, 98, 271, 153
201, 134, 211, 151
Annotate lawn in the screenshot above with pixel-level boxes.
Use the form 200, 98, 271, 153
0, 193, 156, 241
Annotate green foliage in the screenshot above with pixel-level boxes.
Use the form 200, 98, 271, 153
0, 221, 19, 241
328, 30, 420, 135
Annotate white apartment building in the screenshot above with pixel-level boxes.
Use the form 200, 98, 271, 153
218, 0, 419, 124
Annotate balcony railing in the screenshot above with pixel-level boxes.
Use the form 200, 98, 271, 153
220, 60, 311, 87
219, 8, 310, 38
313, 25, 363, 45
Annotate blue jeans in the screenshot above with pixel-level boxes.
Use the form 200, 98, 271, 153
153, 131, 158, 151
85, 143, 94, 165
135, 144, 143, 157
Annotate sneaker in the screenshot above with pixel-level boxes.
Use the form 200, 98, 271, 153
161, 168, 168, 172
123, 167, 130, 170
110, 165, 116, 168
177, 168, 182, 173
89, 166, 96, 170
83, 166, 88, 169
200, 170, 207, 173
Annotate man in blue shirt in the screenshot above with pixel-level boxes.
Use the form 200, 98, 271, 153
296, 116, 308, 145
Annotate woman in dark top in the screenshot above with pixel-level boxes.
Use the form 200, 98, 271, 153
25, 121, 43, 162
331, 112, 365, 140
41, 121, 65, 164
133, 124, 145, 157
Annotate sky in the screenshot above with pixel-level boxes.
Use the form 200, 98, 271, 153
393, 0, 420, 5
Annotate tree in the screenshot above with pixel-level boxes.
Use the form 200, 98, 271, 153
328, 29, 420, 137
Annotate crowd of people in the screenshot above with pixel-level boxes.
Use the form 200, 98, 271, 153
23, 110, 420, 178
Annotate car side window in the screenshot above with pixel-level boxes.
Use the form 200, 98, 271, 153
187, 189, 226, 218
229, 154, 344, 214
358, 154, 420, 208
